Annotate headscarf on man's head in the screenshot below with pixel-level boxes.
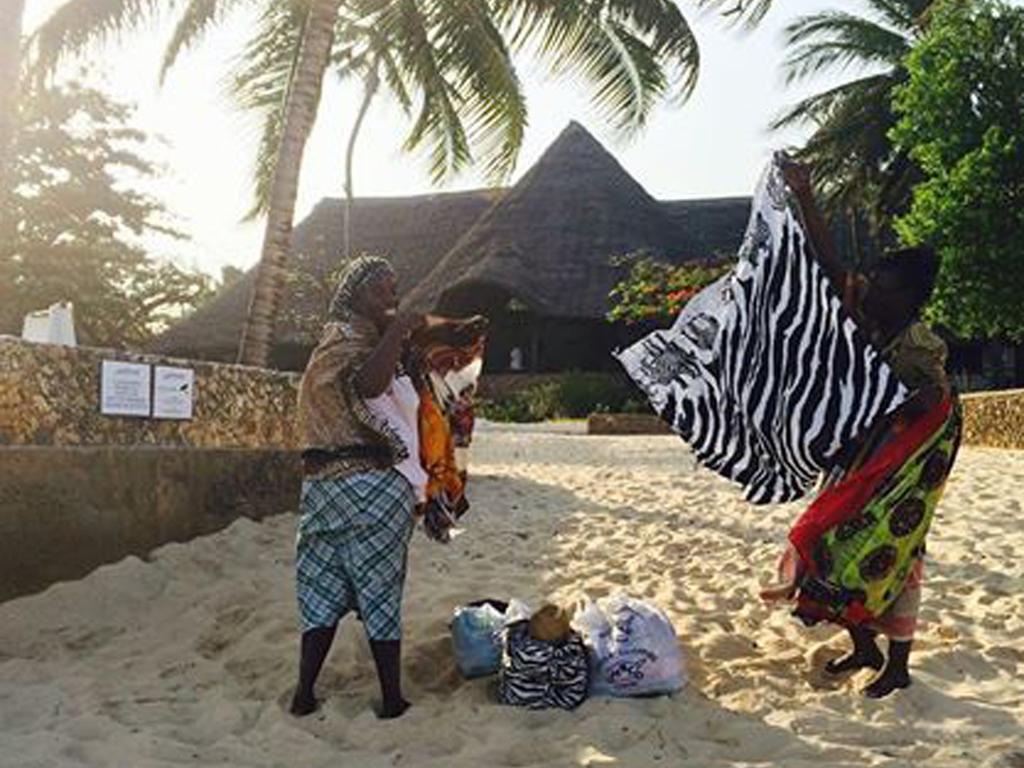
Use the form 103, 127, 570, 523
328, 255, 396, 321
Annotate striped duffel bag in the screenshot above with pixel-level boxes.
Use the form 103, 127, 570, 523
497, 620, 590, 710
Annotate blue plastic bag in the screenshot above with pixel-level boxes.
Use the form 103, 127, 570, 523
451, 601, 507, 678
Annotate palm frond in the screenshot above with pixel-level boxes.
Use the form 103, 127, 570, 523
428, 0, 528, 181
605, 0, 700, 101
788, 73, 912, 227
781, 10, 912, 84
866, 0, 933, 32
770, 72, 896, 130
376, 47, 413, 113
550, 13, 663, 133
497, 0, 698, 135
773, 1, 934, 234
330, 23, 414, 116
29, 0, 164, 78
228, 0, 307, 219
160, 0, 247, 83
697, 0, 774, 28
382, 0, 471, 184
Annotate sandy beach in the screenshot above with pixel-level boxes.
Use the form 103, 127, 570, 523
2, 424, 1023, 768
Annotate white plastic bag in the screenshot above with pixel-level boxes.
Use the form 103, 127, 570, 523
21, 302, 76, 347
503, 598, 533, 625
574, 594, 686, 697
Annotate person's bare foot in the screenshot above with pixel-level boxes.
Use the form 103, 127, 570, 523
289, 691, 319, 717
864, 669, 911, 698
825, 647, 885, 676
375, 698, 411, 720
759, 583, 795, 601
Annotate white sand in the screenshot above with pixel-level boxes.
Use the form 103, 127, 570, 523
2, 427, 1023, 768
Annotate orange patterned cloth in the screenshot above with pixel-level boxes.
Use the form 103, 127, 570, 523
411, 333, 485, 542
419, 389, 465, 506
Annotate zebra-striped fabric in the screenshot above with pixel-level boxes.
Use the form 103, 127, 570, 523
497, 622, 590, 710
616, 156, 908, 504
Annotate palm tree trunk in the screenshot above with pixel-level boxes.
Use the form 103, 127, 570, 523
0, 0, 26, 191
848, 207, 861, 269
237, 0, 341, 367
343, 62, 380, 261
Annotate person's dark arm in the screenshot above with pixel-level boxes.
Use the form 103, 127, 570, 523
899, 381, 948, 420
781, 160, 851, 302
354, 312, 424, 398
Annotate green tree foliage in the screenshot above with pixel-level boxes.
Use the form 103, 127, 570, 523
0, 80, 212, 348
607, 254, 730, 325
891, 0, 1024, 340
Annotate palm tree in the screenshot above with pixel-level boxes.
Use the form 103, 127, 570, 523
233, 0, 708, 365
31, 0, 707, 367
0, 0, 26, 191
341, 53, 380, 260
773, 1, 935, 248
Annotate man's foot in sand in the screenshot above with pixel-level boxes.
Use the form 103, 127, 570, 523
289, 691, 319, 717
825, 647, 885, 676
375, 698, 411, 720
863, 669, 911, 699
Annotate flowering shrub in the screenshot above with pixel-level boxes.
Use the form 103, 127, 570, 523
607, 256, 731, 324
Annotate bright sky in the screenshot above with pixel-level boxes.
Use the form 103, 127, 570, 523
26, 0, 870, 278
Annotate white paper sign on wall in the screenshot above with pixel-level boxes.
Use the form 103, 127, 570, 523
153, 366, 195, 420
100, 360, 152, 417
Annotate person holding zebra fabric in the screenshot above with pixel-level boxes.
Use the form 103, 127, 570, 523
768, 160, 960, 699
617, 154, 958, 699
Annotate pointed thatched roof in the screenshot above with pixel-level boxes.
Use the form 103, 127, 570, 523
152, 122, 751, 363
406, 122, 749, 316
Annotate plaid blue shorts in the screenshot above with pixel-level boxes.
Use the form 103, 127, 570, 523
295, 469, 415, 640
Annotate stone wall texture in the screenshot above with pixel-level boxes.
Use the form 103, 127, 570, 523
587, 413, 673, 435
585, 391, 1024, 447
0, 337, 302, 601
961, 389, 1024, 450
0, 336, 300, 448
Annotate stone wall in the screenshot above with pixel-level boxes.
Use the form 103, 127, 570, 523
587, 413, 672, 435
0, 336, 300, 448
1, 337, 302, 601
961, 389, 1024, 450
0, 446, 300, 602
586, 391, 1024, 446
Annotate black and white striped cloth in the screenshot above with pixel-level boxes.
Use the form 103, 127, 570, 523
616, 156, 907, 504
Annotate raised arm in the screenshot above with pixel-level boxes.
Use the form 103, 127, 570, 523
355, 312, 425, 398
780, 160, 851, 303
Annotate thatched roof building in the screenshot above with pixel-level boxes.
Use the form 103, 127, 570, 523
153, 122, 750, 371
406, 121, 746, 318
152, 190, 498, 367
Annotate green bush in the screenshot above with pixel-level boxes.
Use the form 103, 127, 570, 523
478, 373, 650, 422
555, 373, 633, 417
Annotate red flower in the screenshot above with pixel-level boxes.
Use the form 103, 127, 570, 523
667, 288, 695, 303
